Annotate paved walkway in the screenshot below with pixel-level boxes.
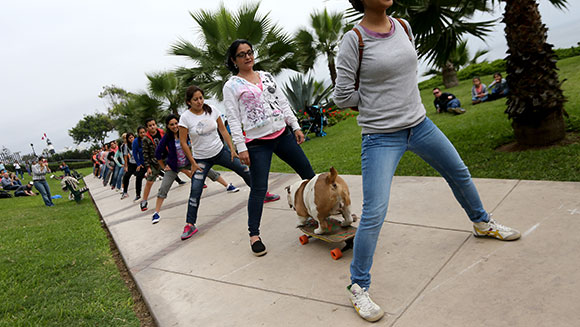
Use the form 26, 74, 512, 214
86, 172, 580, 326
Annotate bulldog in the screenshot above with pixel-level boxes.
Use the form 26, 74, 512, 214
285, 167, 357, 234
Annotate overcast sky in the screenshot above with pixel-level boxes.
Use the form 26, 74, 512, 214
1, 0, 579, 156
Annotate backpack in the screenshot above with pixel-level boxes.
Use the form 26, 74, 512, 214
0, 190, 12, 198
351, 18, 412, 111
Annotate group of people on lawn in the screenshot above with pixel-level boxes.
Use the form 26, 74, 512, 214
433, 72, 509, 115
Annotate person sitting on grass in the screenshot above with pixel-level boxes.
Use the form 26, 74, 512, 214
433, 88, 465, 114
487, 72, 509, 101
1, 172, 20, 190
14, 182, 36, 197
471, 76, 488, 104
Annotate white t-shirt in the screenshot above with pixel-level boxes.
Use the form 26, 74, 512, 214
179, 109, 224, 159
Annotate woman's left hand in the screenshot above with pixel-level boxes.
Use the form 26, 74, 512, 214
294, 130, 305, 145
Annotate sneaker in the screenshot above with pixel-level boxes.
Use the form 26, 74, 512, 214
264, 192, 280, 203
250, 237, 267, 256
177, 180, 187, 185
120, 193, 129, 200
347, 283, 384, 322
181, 224, 198, 240
473, 217, 521, 241
449, 107, 466, 114
140, 200, 148, 212
133, 195, 141, 203
152, 212, 160, 224
226, 183, 239, 193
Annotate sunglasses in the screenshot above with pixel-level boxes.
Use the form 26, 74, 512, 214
235, 49, 254, 59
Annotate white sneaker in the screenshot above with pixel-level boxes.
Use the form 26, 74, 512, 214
473, 217, 521, 241
347, 283, 384, 322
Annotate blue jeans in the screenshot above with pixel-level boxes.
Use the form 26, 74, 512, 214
246, 128, 315, 236
113, 165, 124, 189
472, 95, 488, 102
350, 117, 488, 289
447, 98, 461, 109
33, 180, 54, 206
186, 146, 251, 226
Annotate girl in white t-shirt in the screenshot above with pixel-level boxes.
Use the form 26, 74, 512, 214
178, 85, 251, 241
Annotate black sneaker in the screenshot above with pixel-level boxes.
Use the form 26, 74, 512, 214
140, 200, 148, 212
177, 180, 187, 185
251, 237, 267, 257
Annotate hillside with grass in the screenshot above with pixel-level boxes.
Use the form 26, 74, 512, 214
270, 55, 580, 181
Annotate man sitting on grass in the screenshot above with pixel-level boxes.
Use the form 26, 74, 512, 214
14, 182, 37, 197
1, 172, 20, 190
433, 88, 465, 115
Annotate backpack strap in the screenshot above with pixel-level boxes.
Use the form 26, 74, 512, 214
352, 27, 364, 92
395, 18, 412, 42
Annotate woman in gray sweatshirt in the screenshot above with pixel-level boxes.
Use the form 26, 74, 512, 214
32, 156, 54, 207
333, 0, 520, 322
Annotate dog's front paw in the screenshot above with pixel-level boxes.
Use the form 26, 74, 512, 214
314, 227, 324, 235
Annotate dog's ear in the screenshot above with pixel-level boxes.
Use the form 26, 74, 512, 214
327, 167, 338, 185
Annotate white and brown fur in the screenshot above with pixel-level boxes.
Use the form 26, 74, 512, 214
285, 167, 357, 234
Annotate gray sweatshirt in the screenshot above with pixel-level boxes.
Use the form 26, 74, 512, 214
333, 18, 426, 134
32, 163, 49, 181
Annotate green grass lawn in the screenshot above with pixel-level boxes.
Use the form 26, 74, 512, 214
270, 55, 580, 182
0, 168, 140, 326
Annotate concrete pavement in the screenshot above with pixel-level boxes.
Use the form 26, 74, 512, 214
86, 172, 580, 326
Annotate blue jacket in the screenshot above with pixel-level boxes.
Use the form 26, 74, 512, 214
132, 138, 144, 166
155, 133, 189, 172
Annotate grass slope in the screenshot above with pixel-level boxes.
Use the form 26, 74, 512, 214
270, 55, 580, 181
0, 169, 140, 326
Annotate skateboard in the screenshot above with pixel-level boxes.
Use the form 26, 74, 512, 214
297, 217, 357, 260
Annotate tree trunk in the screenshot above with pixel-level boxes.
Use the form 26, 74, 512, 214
512, 110, 565, 145
442, 61, 459, 88
503, 0, 566, 146
328, 53, 337, 87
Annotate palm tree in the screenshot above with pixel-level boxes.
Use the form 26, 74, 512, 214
294, 9, 347, 86
499, 0, 568, 145
424, 40, 489, 87
170, 2, 298, 101
346, 0, 495, 87
282, 74, 333, 113
146, 71, 184, 116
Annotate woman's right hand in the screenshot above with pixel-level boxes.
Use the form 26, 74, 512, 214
238, 151, 250, 167
136, 165, 141, 172
192, 163, 203, 173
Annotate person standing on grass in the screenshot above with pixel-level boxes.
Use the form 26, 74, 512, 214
178, 85, 252, 242
333, 0, 521, 322
223, 39, 315, 256
31, 157, 54, 207
131, 127, 148, 202
14, 162, 24, 179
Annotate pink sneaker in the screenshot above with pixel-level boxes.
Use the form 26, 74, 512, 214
264, 192, 280, 203
181, 224, 198, 240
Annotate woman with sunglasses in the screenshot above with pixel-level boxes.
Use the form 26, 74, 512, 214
222, 39, 315, 256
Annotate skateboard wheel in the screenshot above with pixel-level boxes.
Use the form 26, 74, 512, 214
330, 248, 343, 260
299, 235, 309, 245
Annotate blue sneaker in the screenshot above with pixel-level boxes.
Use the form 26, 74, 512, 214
152, 212, 160, 224
226, 183, 239, 193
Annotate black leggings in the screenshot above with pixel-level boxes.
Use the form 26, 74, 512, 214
123, 163, 145, 196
